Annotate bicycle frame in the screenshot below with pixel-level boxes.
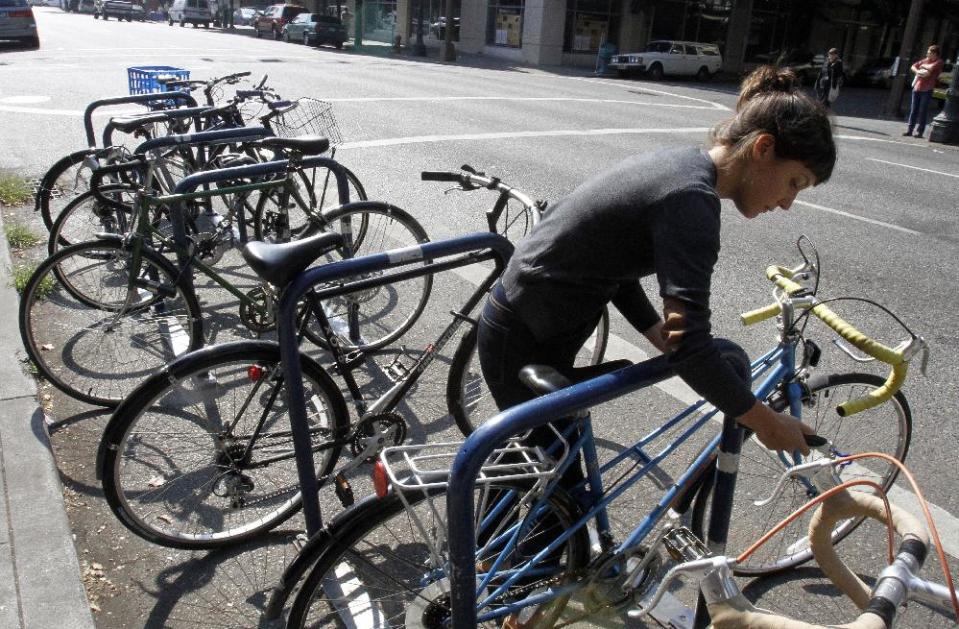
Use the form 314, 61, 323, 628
277, 232, 515, 536
442, 321, 823, 626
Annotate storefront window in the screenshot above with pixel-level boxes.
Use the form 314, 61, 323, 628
563, 0, 620, 53
487, 0, 524, 48
362, 0, 397, 43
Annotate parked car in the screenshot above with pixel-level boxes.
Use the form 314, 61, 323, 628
430, 15, 458, 40
745, 49, 825, 86
93, 0, 137, 20
232, 6, 257, 25
0, 0, 39, 48
253, 3, 305, 39
611, 40, 723, 80
168, 0, 211, 27
848, 57, 895, 88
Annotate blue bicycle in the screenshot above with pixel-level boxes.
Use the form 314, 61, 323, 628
273, 236, 925, 628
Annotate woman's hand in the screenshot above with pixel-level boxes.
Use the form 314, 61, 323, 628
738, 400, 816, 456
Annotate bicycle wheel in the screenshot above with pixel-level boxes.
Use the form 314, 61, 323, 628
446, 308, 609, 436
252, 164, 367, 243
101, 340, 350, 549
301, 202, 433, 352
691, 372, 912, 576
287, 481, 590, 628
36, 149, 98, 232
18, 238, 203, 407
47, 184, 136, 255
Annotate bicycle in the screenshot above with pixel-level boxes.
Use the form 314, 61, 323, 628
20, 150, 428, 407
96, 168, 608, 550
270, 237, 928, 627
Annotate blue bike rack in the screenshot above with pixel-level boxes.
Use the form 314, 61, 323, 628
446, 355, 675, 628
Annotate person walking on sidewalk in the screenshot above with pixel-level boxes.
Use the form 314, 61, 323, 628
816, 48, 844, 108
903, 44, 944, 138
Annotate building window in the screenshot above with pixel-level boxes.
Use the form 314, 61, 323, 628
488, 0, 524, 48
564, 0, 620, 53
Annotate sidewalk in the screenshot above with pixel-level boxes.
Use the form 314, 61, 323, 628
0, 210, 95, 629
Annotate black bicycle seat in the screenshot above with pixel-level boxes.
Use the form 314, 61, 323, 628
256, 135, 330, 155
519, 360, 632, 397
110, 113, 171, 133
242, 230, 345, 288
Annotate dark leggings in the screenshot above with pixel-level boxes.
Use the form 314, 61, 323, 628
477, 281, 753, 490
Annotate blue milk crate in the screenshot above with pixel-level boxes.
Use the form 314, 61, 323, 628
127, 66, 191, 106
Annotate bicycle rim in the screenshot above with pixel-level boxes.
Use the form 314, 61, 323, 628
48, 184, 135, 254
305, 202, 432, 352
102, 342, 349, 549
19, 239, 202, 406
288, 482, 590, 628
447, 313, 608, 436
696, 372, 912, 576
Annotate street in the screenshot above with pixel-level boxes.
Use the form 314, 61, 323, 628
3, 7, 959, 628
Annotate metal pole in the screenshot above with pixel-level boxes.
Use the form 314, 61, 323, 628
441, 0, 455, 61
886, 0, 925, 117
929, 57, 959, 144
412, 0, 426, 56
354, 0, 362, 47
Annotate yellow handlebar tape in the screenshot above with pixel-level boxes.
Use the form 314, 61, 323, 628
741, 266, 910, 417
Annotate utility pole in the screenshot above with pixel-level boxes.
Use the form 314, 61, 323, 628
441, 0, 455, 61
886, 0, 925, 117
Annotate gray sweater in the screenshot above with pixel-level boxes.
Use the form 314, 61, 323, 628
501, 147, 755, 418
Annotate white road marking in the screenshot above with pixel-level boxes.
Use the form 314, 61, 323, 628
341, 127, 711, 150
326, 96, 719, 110
867, 157, 959, 180
0, 95, 50, 104
835, 133, 935, 147
794, 200, 922, 236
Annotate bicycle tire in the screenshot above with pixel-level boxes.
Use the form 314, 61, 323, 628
446, 308, 610, 436
286, 481, 590, 628
691, 372, 912, 576
100, 340, 350, 549
18, 238, 203, 407
252, 164, 368, 243
47, 183, 136, 255
300, 202, 433, 352
36, 149, 98, 232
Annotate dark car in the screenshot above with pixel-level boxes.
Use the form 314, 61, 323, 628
744, 49, 824, 86
232, 6, 257, 25
0, 0, 39, 48
849, 57, 895, 88
310, 14, 345, 48
253, 3, 305, 39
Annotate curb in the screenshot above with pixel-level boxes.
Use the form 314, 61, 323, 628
0, 207, 95, 629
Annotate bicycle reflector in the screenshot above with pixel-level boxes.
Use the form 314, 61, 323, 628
247, 364, 264, 381
373, 460, 390, 498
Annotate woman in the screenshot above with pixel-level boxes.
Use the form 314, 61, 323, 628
478, 66, 836, 470
816, 47, 844, 108
904, 44, 944, 139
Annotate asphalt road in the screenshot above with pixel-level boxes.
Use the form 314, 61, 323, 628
3, 7, 959, 628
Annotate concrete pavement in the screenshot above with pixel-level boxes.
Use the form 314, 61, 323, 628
0, 208, 95, 629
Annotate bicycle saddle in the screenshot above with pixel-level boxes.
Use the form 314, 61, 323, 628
242, 230, 345, 288
110, 113, 172, 133
256, 135, 330, 155
519, 360, 632, 396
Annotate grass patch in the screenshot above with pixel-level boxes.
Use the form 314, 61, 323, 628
0, 173, 33, 207
11, 263, 53, 299
4, 223, 43, 249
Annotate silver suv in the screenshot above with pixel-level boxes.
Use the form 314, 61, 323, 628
611, 40, 723, 81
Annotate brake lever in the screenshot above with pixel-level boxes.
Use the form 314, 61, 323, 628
753, 443, 839, 508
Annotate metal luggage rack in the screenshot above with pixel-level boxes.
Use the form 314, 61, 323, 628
380, 425, 570, 492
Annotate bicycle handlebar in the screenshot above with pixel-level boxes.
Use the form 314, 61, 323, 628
420, 166, 543, 231
707, 490, 928, 629
742, 264, 923, 417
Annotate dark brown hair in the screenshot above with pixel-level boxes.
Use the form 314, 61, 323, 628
928, 44, 941, 56
711, 65, 836, 184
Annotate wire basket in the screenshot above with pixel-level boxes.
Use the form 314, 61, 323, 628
268, 97, 343, 145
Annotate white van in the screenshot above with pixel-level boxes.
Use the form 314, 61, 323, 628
168, 0, 211, 27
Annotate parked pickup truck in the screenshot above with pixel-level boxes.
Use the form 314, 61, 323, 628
92, 0, 141, 20
611, 40, 723, 81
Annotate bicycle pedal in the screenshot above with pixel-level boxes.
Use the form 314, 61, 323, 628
334, 473, 354, 507
386, 360, 410, 382
292, 532, 308, 552
663, 527, 709, 563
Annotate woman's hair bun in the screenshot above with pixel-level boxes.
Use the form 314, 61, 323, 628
737, 65, 799, 110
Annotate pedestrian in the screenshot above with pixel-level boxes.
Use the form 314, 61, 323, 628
904, 44, 944, 138
477, 65, 835, 497
816, 47, 844, 108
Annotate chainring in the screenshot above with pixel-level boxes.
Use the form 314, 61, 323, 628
239, 285, 277, 332
349, 412, 407, 461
